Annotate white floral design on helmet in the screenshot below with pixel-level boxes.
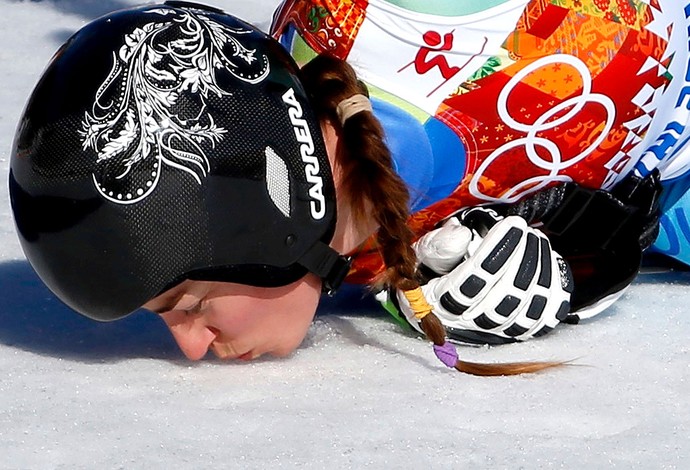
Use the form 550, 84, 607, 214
80, 7, 270, 204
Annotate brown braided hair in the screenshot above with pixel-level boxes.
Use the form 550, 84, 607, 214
299, 55, 562, 376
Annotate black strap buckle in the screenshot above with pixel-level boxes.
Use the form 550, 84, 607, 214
298, 241, 352, 296
322, 255, 353, 296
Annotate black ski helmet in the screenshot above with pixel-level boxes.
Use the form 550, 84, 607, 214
10, 1, 349, 321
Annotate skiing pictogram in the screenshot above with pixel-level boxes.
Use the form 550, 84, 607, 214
398, 30, 488, 97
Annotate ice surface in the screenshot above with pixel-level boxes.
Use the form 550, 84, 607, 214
0, 1, 687, 468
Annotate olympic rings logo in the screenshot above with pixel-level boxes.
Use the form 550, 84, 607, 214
469, 54, 616, 203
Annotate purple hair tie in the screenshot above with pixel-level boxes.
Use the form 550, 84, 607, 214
433, 342, 458, 368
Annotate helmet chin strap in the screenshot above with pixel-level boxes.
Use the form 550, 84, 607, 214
298, 241, 352, 296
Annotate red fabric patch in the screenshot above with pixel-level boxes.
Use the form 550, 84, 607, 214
525, 4, 570, 40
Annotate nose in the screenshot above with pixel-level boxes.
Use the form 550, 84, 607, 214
159, 310, 218, 360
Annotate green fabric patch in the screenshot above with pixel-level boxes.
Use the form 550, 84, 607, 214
290, 33, 318, 66
378, 293, 412, 330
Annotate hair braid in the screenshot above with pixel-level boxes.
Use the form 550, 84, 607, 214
299, 55, 561, 376
299, 56, 417, 285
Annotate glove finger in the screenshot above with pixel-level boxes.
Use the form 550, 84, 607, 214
463, 215, 530, 276
447, 225, 543, 325
524, 235, 572, 335
432, 228, 540, 343
482, 231, 571, 340
534, 232, 573, 326
440, 228, 566, 339
429, 216, 530, 316
413, 219, 472, 275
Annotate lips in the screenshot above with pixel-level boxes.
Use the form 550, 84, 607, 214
210, 342, 238, 360
237, 351, 255, 361
211, 341, 256, 361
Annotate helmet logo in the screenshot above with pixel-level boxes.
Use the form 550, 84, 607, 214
79, 7, 270, 204
282, 88, 326, 220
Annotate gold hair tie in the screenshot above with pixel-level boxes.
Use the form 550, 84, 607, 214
336, 94, 372, 125
403, 287, 433, 320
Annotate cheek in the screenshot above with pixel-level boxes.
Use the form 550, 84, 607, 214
264, 302, 318, 357
258, 281, 321, 356
210, 307, 257, 339
206, 300, 311, 338
205, 275, 322, 357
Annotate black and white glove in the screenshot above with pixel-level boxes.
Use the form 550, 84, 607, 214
379, 208, 574, 345
500, 171, 662, 320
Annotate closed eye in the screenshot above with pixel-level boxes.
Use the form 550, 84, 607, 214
182, 301, 202, 316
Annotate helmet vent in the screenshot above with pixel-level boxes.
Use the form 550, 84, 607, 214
265, 146, 291, 217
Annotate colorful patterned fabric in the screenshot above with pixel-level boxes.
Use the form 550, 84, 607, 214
272, 0, 690, 280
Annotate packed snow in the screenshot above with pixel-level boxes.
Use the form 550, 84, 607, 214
0, 1, 687, 468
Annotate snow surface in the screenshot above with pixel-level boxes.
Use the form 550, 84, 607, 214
0, 1, 688, 468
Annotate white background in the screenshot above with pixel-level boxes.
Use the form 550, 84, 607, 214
0, 1, 688, 468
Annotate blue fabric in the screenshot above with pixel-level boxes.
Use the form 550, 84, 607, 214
371, 98, 434, 212
278, 22, 296, 51
372, 98, 464, 212
650, 175, 690, 264
423, 116, 465, 205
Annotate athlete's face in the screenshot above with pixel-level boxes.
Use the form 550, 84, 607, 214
142, 123, 356, 362
143, 274, 322, 361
